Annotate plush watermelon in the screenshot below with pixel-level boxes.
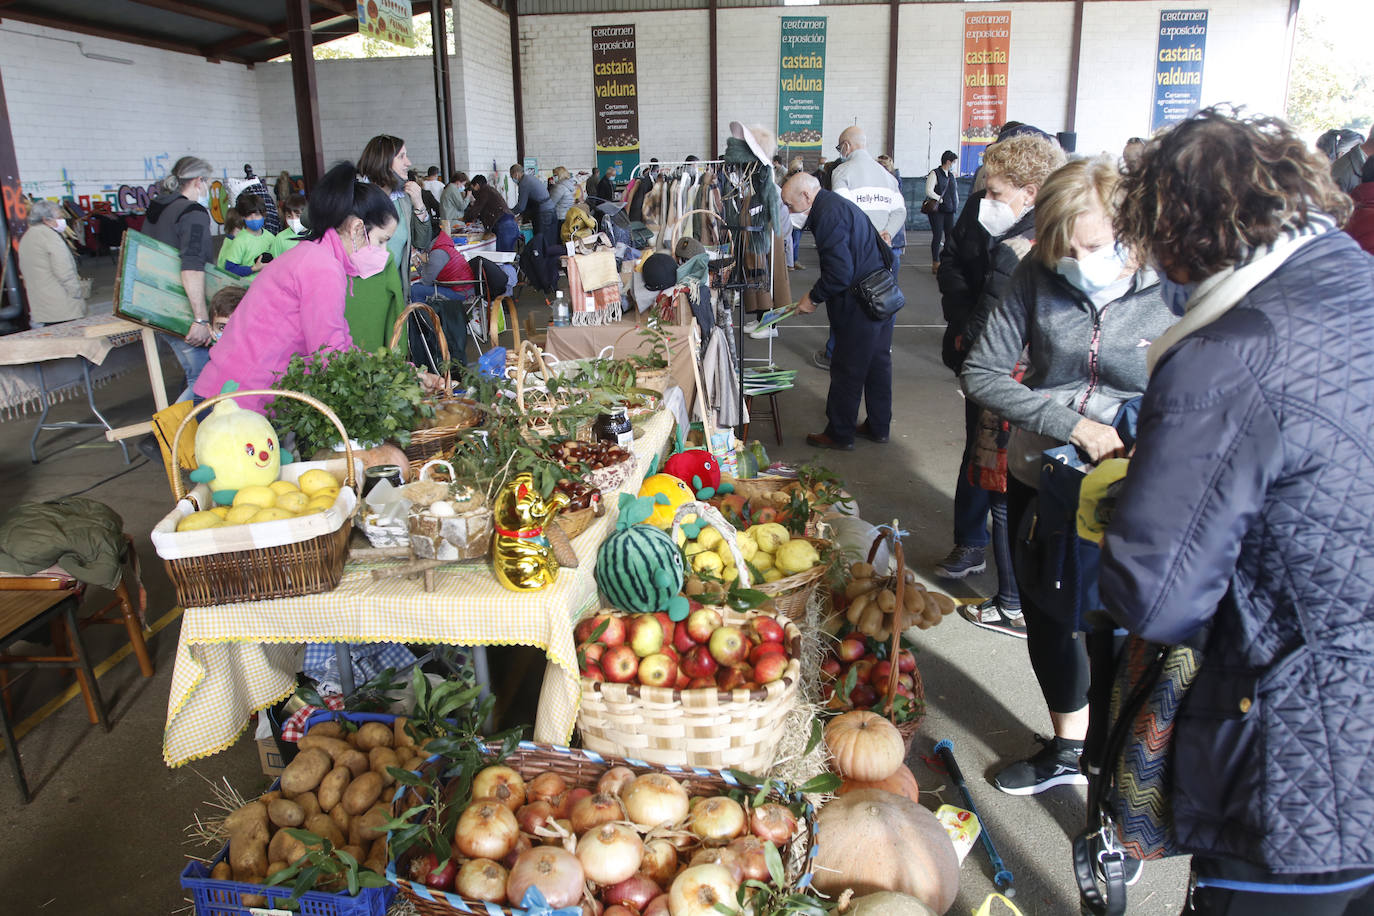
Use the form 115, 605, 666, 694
595, 493, 691, 620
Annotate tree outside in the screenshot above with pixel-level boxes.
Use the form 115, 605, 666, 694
1286, 0, 1373, 140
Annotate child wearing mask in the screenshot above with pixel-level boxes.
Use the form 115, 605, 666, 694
217, 191, 275, 279
272, 193, 309, 255
209, 285, 247, 342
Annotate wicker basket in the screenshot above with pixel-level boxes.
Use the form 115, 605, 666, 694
406, 460, 493, 561
755, 535, 830, 623
391, 303, 484, 468
577, 609, 800, 770
386, 740, 820, 916
727, 473, 793, 503
634, 365, 671, 393
670, 501, 752, 589
868, 528, 927, 746
554, 503, 599, 540
155, 390, 356, 607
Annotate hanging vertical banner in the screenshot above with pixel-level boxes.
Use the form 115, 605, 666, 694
777, 16, 827, 165
592, 24, 640, 181
355, 0, 416, 48
959, 10, 1011, 176
1151, 9, 1208, 133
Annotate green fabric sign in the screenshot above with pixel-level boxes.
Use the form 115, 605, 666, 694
777, 16, 827, 160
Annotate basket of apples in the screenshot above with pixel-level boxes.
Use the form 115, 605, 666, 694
574, 607, 801, 772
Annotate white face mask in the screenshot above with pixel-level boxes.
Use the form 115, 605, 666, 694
287, 217, 304, 234
977, 197, 1019, 238
789, 211, 809, 230
1057, 243, 1129, 294
195, 179, 211, 209
53, 218, 67, 233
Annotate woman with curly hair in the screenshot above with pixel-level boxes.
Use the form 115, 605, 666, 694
1102, 108, 1374, 912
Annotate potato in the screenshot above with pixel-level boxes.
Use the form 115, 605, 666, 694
330, 804, 351, 836
224, 802, 270, 845
210, 861, 232, 881
318, 765, 351, 812
267, 861, 289, 879
877, 588, 897, 613
269, 826, 306, 866
268, 799, 305, 829
355, 722, 394, 751
393, 716, 415, 748
295, 791, 321, 819
342, 771, 384, 816
341, 844, 366, 863
299, 734, 352, 760
929, 592, 957, 616
354, 804, 391, 844
850, 561, 875, 580
305, 813, 345, 849
281, 749, 331, 794
369, 747, 400, 785
229, 834, 268, 881
363, 857, 386, 875
306, 720, 345, 740
259, 790, 282, 805
338, 748, 370, 779
845, 578, 880, 601
369, 835, 388, 863
242, 893, 267, 907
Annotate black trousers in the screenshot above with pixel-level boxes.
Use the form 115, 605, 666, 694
1187, 858, 1374, 915
930, 210, 955, 264
823, 298, 894, 445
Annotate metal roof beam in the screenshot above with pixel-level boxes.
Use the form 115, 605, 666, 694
122, 0, 273, 36
0, 4, 248, 64
203, 7, 353, 57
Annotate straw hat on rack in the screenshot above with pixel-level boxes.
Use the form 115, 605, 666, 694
730, 122, 777, 167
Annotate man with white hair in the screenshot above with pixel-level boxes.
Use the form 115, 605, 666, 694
17, 199, 90, 326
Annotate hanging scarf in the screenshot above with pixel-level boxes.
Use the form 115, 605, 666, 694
725, 138, 783, 246
1147, 212, 1339, 374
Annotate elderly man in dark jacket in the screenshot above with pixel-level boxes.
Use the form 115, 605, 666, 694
1104, 109, 1374, 912
783, 172, 894, 450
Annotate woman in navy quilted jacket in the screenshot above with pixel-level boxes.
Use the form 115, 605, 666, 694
1104, 108, 1374, 913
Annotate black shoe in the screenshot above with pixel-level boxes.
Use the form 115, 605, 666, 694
993, 735, 1088, 795
137, 433, 161, 463
812, 348, 831, 371
933, 545, 986, 579
805, 432, 853, 451
856, 421, 888, 443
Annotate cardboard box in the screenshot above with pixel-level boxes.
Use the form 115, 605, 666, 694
257, 738, 285, 777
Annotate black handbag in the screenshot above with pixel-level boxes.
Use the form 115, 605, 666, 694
852, 240, 905, 321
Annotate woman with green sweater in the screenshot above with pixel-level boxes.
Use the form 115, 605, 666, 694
358, 135, 432, 287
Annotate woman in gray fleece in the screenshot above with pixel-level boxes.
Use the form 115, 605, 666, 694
961, 156, 1176, 798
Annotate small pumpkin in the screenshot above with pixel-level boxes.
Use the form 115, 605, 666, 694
812, 790, 959, 914
836, 764, 920, 804
842, 891, 938, 916
824, 710, 905, 782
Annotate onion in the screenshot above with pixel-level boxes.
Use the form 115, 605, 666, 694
507, 846, 584, 908
541, 818, 574, 846
562, 787, 593, 818
644, 895, 671, 916
576, 823, 644, 885
517, 800, 556, 835
597, 765, 637, 797
749, 804, 797, 845
689, 847, 744, 884
571, 792, 626, 835
454, 858, 507, 902
528, 771, 568, 805
472, 766, 527, 812
583, 901, 604, 916
637, 838, 679, 886
728, 836, 772, 882
503, 833, 533, 869
687, 796, 747, 844
603, 873, 661, 911
622, 773, 690, 829
668, 864, 740, 916
455, 800, 520, 861
605, 907, 636, 916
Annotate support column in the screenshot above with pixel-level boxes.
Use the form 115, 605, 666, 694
286, 0, 324, 189
432, 0, 456, 177
885, 0, 899, 157
1064, 0, 1084, 135
709, 0, 719, 159
510, 0, 525, 162
0, 68, 25, 324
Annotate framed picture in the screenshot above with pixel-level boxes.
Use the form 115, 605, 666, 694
113, 230, 247, 337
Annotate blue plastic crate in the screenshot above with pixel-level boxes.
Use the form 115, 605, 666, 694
181, 845, 395, 916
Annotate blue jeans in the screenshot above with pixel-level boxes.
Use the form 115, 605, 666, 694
826, 248, 900, 360
495, 214, 520, 252
953, 395, 991, 547
159, 333, 211, 402
790, 226, 802, 267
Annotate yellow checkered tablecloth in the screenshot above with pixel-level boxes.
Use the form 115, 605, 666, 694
162, 410, 674, 767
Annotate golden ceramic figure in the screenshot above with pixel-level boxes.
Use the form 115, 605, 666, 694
492, 472, 571, 590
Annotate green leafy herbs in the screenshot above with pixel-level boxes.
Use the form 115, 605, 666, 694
270, 346, 431, 455
626, 314, 671, 371
265, 830, 390, 907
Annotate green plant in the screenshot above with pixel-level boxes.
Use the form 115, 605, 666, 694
627, 315, 670, 370
270, 346, 431, 455
265, 830, 390, 907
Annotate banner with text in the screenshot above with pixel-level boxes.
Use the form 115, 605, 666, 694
592, 24, 640, 180
959, 10, 1011, 176
356, 0, 415, 48
1151, 9, 1208, 132
777, 16, 827, 166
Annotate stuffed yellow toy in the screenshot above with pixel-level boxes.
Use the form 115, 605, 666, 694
189, 382, 292, 506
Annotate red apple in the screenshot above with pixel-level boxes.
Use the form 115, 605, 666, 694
898, 673, 916, 692
746, 616, 785, 645
716, 664, 751, 691
896, 649, 917, 673
749, 641, 786, 666
577, 613, 626, 648
602, 645, 639, 683
412, 852, 457, 890
652, 611, 674, 639
687, 607, 723, 644
581, 642, 606, 665
837, 636, 867, 662
850, 659, 876, 685
582, 663, 605, 683
673, 621, 698, 654
627, 614, 665, 658
687, 677, 717, 689
681, 645, 719, 679
820, 657, 842, 680
850, 683, 878, 708
574, 617, 599, 645
638, 652, 678, 687
708, 626, 748, 666
871, 659, 894, 684
674, 671, 692, 690
753, 652, 789, 685
660, 645, 679, 665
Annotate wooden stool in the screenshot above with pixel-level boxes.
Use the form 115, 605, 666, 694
742, 392, 784, 447
0, 590, 110, 802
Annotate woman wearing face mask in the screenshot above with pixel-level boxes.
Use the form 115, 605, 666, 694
960, 156, 1174, 797
439, 172, 469, 222
217, 190, 275, 280
358, 135, 432, 286
193, 161, 399, 415
547, 166, 580, 222
18, 199, 90, 326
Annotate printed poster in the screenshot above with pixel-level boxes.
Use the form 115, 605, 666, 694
592, 24, 640, 181
356, 0, 415, 49
959, 10, 1011, 176
114, 231, 246, 337
1152, 9, 1208, 132
777, 16, 827, 165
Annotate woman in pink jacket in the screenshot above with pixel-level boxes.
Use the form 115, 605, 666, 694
194, 161, 399, 414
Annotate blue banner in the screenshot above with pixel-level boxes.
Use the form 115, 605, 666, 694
1151, 9, 1208, 133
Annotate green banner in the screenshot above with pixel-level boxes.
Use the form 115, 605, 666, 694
777, 16, 827, 163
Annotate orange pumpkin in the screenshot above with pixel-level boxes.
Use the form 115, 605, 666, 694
836, 764, 920, 804
824, 710, 905, 782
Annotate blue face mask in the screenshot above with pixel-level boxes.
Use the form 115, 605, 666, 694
1159, 276, 1196, 316
244, 216, 265, 232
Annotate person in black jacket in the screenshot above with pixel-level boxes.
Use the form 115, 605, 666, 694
1105, 109, 1374, 912
782, 172, 893, 450
925, 149, 959, 273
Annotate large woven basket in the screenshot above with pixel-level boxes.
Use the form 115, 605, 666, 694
870, 527, 927, 747
391, 303, 483, 468
726, 473, 792, 503
756, 535, 830, 624
156, 389, 356, 607
386, 740, 819, 916
577, 609, 801, 770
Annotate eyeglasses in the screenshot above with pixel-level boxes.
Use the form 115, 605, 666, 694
834, 142, 846, 154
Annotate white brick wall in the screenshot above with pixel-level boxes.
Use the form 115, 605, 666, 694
458, 0, 517, 175
1, 21, 265, 217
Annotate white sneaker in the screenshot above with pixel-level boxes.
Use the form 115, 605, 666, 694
748, 326, 778, 339
742, 319, 763, 334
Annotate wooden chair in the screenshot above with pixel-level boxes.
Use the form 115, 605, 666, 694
742, 392, 785, 447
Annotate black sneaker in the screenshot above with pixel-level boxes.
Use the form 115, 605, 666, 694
812, 348, 831, 370
993, 735, 1088, 795
934, 545, 986, 579
958, 597, 1027, 639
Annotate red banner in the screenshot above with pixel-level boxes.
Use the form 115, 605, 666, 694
960, 10, 1011, 175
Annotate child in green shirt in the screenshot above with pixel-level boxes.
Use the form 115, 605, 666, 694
216, 191, 274, 280
272, 192, 308, 256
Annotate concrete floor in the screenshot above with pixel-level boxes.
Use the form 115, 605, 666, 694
0, 236, 1189, 914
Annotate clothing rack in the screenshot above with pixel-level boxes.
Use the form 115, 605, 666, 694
627, 159, 725, 182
